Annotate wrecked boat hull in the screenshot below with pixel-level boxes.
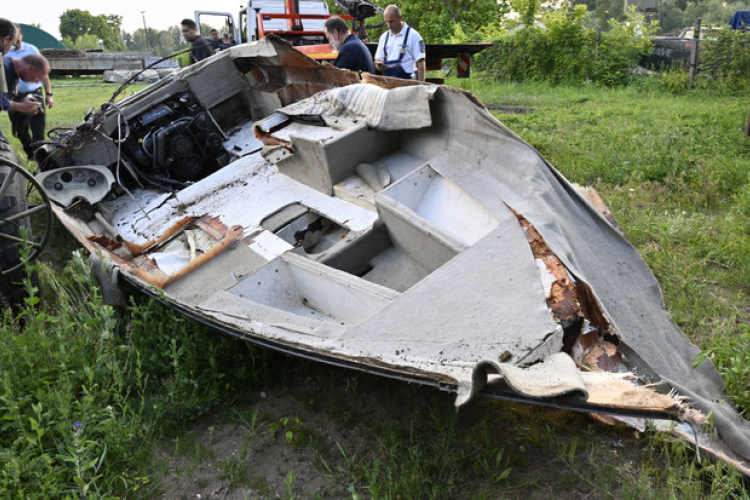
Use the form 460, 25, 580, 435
40, 35, 750, 473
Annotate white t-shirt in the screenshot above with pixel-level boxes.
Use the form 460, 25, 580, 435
374, 23, 426, 74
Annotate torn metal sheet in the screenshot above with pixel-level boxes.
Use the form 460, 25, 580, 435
36, 34, 750, 474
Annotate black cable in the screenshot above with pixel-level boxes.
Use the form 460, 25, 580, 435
109, 47, 194, 103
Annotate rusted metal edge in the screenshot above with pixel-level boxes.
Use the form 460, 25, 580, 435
132, 225, 243, 289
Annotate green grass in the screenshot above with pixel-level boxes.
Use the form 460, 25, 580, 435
0, 251, 266, 498
2, 74, 750, 497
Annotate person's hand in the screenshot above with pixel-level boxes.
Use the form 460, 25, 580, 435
12, 99, 41, 115
375, 61, 386, 71
46, 94, 54, 109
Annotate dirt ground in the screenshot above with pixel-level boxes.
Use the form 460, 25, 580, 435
154, 357, 653, 500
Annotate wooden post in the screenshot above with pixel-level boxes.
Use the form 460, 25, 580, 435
687, 18, 701, 90
745, 107, 750, 137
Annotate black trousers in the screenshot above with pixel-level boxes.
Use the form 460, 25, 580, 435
8, 89, 45, 159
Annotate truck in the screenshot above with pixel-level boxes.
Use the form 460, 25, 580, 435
196, 0, 381, 60
195, 0, 491, 78
641, 26, 724, 70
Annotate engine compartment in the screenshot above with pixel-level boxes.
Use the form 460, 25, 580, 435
122, 92, 226, 186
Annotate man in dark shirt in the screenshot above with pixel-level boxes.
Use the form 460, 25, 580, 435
181, 19, 215, 64
209, 29, 222, 51
324, 17, 375, 75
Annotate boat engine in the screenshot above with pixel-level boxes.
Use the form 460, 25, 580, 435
123, 92, 225, 184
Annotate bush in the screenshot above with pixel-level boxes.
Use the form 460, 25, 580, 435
594, 16, 655, 86
700, 29, 750, 90
477, 7, 655, 86
544, 6, 596, 84
659, 68, 690, 93
480, 25, 550, 83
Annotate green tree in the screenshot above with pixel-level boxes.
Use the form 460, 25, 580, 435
510, 0, 540, 25
127, 29, 148, 52
60, 9, 107, 41
125, 26, 187, 57
104, 15, 125, 51
61, 33, 102, 51
659, 0, 689, 32
573, 0, 626, 28
682, 0, 744, 27
159, 26, 188, 57
59, 9, 123, 50
575, 0, 749, 34
369, 0, 510, 43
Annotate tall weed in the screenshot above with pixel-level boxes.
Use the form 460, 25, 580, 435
0, 251, 266, 498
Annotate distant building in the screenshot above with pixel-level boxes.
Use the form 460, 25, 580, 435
18, 24, 66, 50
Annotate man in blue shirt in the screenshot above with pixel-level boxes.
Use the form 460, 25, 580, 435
324, 17, 375, 75
7, 28, 54, 160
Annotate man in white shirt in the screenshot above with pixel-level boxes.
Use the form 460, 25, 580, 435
7, 27, 54, 160
374, 5, 426, 81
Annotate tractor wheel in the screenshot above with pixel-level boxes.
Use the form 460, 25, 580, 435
0, 139, 53, 306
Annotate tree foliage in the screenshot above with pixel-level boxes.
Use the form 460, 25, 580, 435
368, 0, 510, 42
125, 26, 187, 57
701, 29, 750, 89
61, 34, 102, 51
477, 6, 656, 86
59, 9, 124, 50
657, 0, 748, 32
572, 0, 750, 33
510, 0, 540, 26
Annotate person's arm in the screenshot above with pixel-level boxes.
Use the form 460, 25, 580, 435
412, 33, 427, 81
43, 76, 53, 109
5, 98, 41, 115
416, 59, 425, 82
374, 36, 386, 71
